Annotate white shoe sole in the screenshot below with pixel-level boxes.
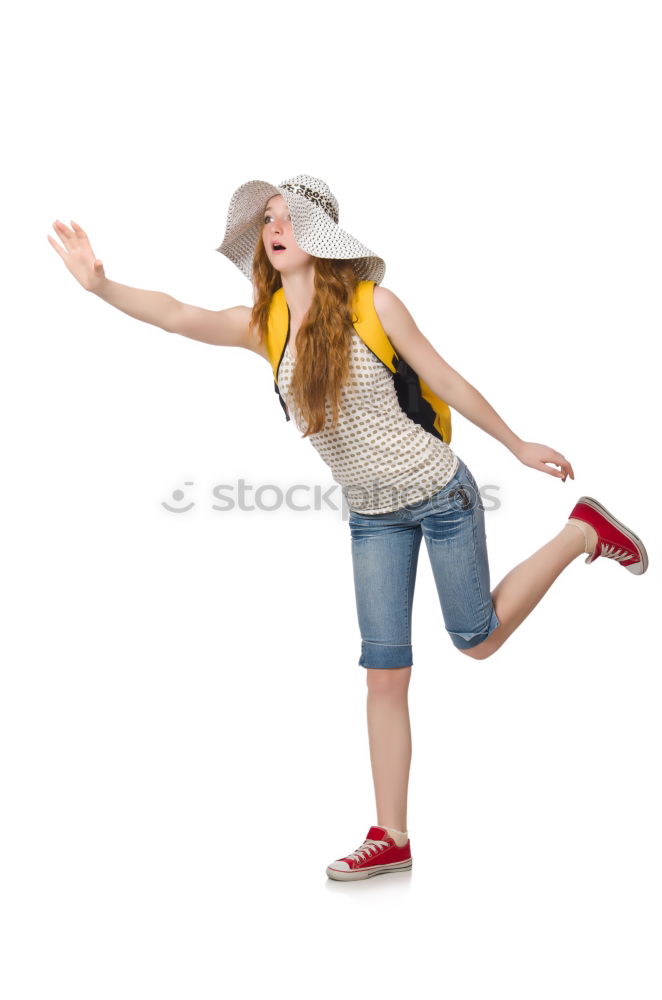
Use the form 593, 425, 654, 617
326, 858, 412, 881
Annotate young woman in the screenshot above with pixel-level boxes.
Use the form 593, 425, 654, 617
48, 173, 649, 883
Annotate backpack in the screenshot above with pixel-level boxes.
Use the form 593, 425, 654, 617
264, 279, 452, 444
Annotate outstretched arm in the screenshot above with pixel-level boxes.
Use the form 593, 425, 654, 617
372, 285, 574, 482
48, 219, 267, 357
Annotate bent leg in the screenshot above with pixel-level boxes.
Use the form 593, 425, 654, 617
461, 523, 589, 659
421, 463, 501, 653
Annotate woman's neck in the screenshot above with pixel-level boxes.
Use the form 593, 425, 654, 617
280, 269, 315, 327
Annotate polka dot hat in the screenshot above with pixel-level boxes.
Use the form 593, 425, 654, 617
215, 174, 386, 284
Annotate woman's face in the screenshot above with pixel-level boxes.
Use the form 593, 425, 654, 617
261, 194, 312, 272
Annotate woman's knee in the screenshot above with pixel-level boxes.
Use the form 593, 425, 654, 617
459, 636, 496, 660
366, 665, 412, 693
460, 645, 489, 660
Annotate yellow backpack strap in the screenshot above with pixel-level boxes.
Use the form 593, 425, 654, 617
266, 287, 289, 378
351, 281, 452, 444
266, 287, 291, 420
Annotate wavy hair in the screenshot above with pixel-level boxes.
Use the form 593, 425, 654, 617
249, 235, 360, 438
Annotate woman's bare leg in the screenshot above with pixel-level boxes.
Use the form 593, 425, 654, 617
462, 519, 597, 660
365, 666, 412, 832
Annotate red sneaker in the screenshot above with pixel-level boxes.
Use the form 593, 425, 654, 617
568, 496, 649, 575
326, 826, 412, 881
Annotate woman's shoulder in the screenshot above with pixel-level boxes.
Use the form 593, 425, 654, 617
371, 283, 406, 327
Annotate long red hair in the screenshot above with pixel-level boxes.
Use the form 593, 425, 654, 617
249, 236, 360, 438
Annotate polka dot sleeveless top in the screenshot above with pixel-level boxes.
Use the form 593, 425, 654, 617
277, 330, 459, 514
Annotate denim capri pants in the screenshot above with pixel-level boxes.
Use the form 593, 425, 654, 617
348, 456, 501, 668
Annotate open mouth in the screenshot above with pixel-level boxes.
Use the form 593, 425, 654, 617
272, 243, 286, 252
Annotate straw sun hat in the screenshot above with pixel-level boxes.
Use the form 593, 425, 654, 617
216, 173, 385, 285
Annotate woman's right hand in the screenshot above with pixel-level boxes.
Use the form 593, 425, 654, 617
47, 219, 106, 292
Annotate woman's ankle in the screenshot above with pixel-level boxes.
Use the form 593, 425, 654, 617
380, 825, 409, 846
567, 518, 598, 555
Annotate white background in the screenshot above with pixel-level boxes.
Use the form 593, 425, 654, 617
3, 1, 661, 997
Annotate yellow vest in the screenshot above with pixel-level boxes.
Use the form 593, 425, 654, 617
264, 279, 452, 444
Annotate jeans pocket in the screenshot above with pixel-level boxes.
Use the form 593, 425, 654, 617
448, 485, 474, 511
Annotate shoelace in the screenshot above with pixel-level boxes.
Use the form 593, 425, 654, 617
347, 838, 390, 862
597, 541, 633, 564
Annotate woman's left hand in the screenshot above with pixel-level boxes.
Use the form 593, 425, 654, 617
515, 441, 574, 482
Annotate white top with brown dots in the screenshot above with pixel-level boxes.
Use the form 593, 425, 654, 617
277, 330, 459, 514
